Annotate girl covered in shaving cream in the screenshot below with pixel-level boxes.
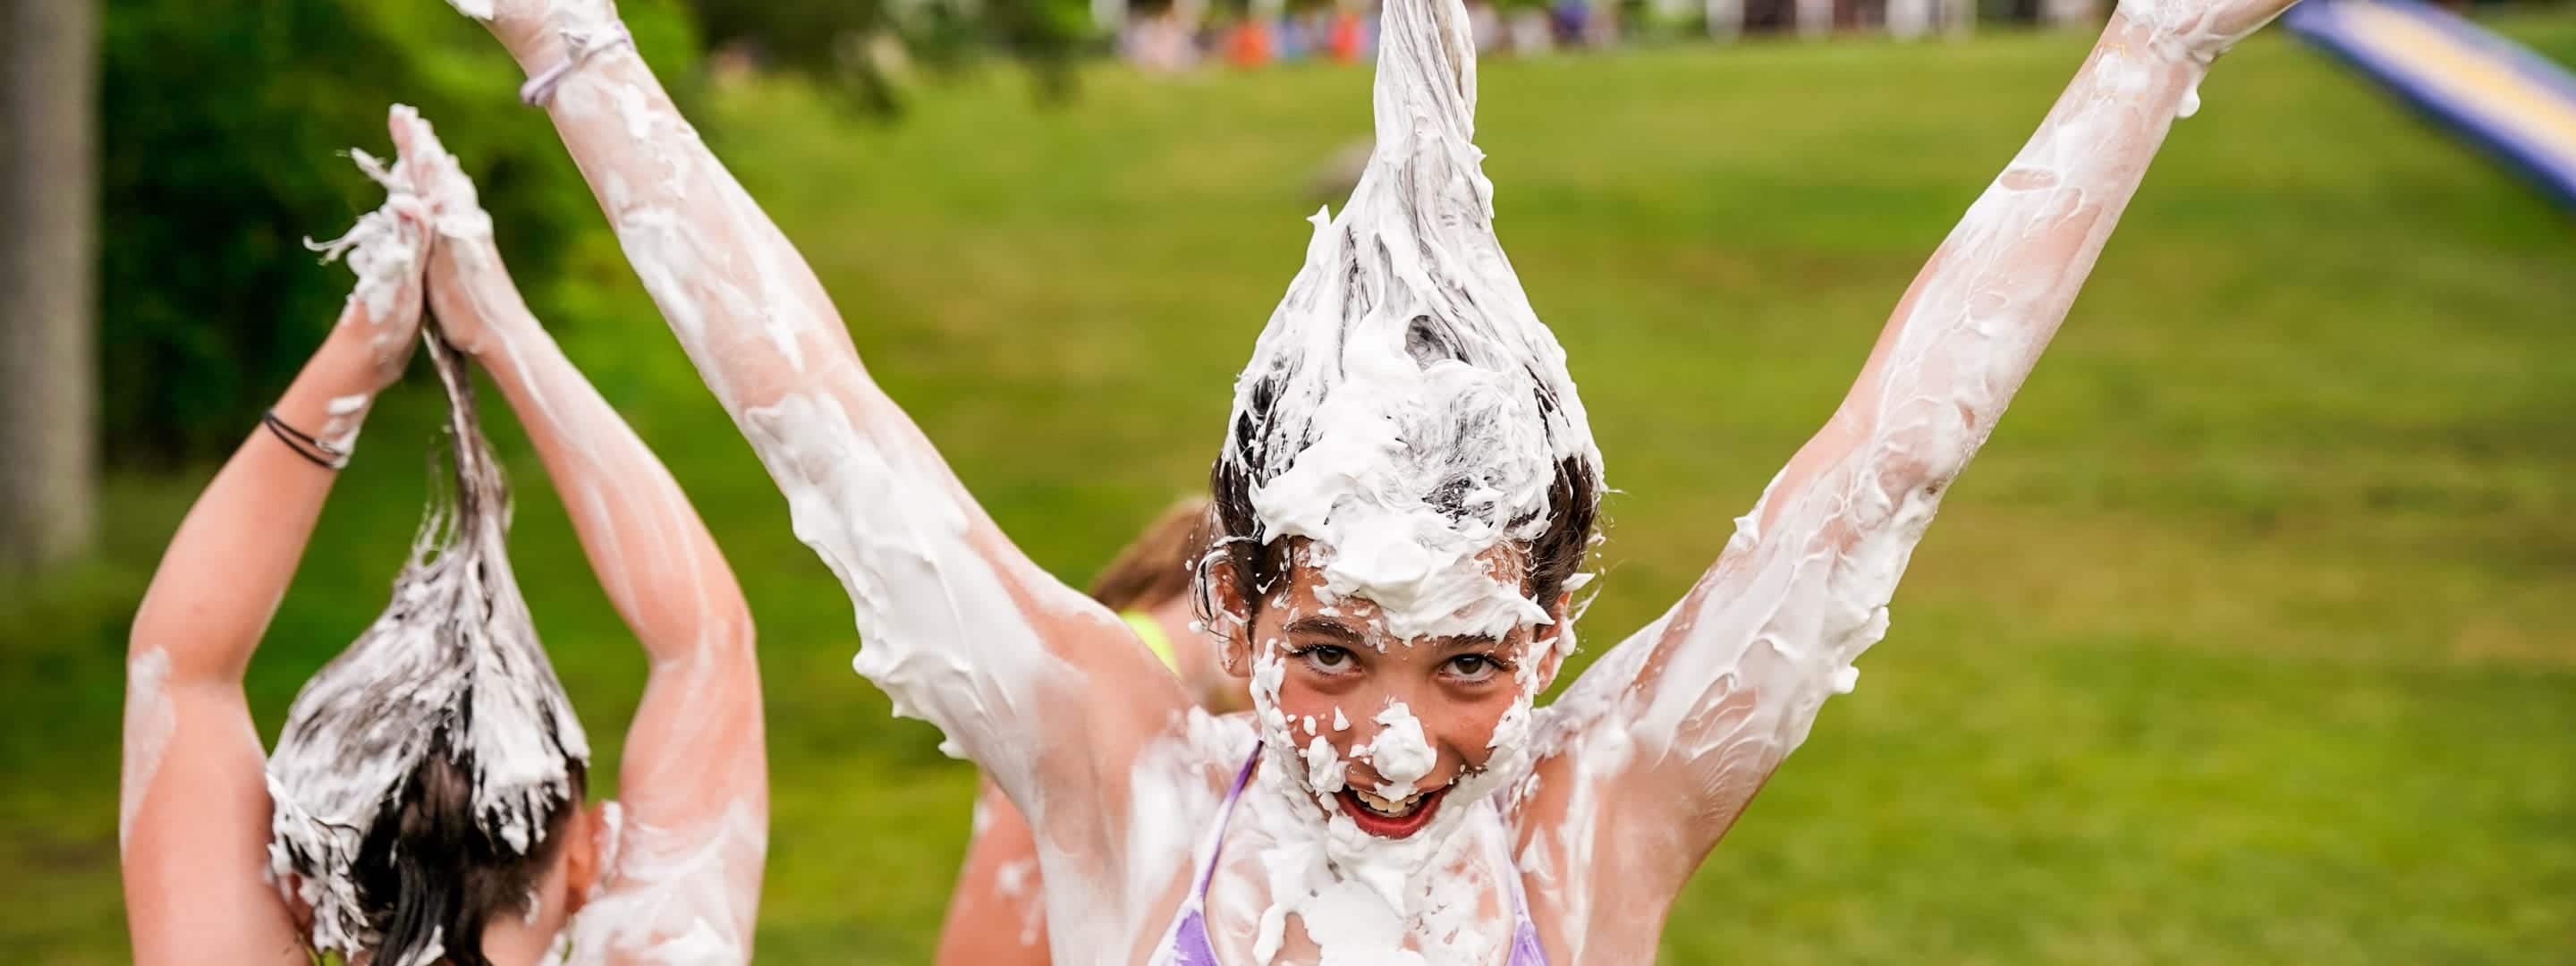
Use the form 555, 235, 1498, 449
119, 108, 767, 965
445, 0, 2305, 958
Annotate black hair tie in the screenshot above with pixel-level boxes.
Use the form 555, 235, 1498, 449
264, 410, 351, 470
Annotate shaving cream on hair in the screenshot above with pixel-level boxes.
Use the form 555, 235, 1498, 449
264, 327, 589, 962
1204, 0, 1597, 958
1217, 0, 1602, 644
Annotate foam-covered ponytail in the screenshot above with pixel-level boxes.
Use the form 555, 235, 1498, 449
266, 330, 590, 965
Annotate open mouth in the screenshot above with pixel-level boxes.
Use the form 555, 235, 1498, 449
1335, 784, 1450, 838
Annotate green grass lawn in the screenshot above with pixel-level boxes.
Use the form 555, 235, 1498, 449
7, 15, 2575, 963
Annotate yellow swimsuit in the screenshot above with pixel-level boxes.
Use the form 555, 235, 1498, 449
1123, 610, 1180, 675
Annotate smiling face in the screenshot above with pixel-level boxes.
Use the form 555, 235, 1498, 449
1219, 540, 1567, 839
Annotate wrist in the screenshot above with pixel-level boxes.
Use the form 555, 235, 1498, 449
2094, 12, 2217, 110
306, 326, 392, 394
272, 376, 377, 466
487, 8, 627, 85
2110, 2, 2250, 67
281, 329, 394, 446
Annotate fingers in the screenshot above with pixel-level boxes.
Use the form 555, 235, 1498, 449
386, 104, 418, 161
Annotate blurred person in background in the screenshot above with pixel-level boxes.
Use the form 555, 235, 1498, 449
934, 496, 1252, 965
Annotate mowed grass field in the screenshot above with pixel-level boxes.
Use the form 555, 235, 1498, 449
6, 16, 2574, 963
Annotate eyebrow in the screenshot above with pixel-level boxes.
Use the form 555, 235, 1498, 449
1284, 615, 1364, 644
1434, 634, 1503, 653
1284, 615, 1500, 652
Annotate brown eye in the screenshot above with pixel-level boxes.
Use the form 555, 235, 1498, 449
1298, 645, 1356, 674
1445, 654, 1500, 682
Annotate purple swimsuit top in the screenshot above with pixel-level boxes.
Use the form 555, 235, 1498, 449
1155, 742, 1549, 965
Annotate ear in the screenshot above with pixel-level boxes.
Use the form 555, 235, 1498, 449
1530, 591, 1573, 693
561, 801, 609, 913
1210, 558, 1258, 678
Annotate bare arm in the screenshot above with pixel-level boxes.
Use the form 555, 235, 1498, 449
1524, 0, 2302, 942
446, 1, 1191, 843
401, 105, 770, 955
123, 176, 426, 964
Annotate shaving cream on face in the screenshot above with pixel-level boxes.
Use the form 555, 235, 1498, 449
1209, 753, 1526, 966
1213, 579, 1550, 964
1362, 702, 1436, 801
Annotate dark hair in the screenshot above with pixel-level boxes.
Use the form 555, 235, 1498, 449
1205, 360, 1600, 625
266, 329, 592, 966
1088, 496, 1215, 613
355, 733, 588, 966
337, 333, 589, 966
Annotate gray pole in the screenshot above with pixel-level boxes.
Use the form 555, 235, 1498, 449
0, 0, 101, 577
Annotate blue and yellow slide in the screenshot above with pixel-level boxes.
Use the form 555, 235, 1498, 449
2284, 0, 2576, 208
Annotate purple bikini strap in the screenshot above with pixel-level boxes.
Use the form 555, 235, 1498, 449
1193, 741, 1264, 895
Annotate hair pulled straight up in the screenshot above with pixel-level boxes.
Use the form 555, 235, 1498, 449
265, 330, 590, 966
1202, 0, 1604, 631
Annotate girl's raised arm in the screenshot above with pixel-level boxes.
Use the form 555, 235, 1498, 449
398, 109, 770, 960
122, 133, 427, 963
1528, 0, 2302, 928
440, 0, 1194, 834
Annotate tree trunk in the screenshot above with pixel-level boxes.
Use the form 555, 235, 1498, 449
0, 0, 100, 577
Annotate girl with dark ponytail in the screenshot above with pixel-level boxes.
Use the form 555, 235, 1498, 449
120, 107, 767, 966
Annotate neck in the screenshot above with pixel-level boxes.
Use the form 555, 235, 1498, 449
475, 907, 567, 964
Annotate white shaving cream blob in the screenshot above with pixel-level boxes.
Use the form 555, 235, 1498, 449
1361, 702, 1436, 801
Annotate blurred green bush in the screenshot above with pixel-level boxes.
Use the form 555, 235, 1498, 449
97, 0, 699, 464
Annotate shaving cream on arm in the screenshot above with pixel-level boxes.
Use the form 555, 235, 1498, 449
441, 2, 1213, 956
388, 104, 786, 963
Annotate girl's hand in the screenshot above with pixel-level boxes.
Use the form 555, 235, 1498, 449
335, 202, 429, 395
386, 105, 522, 359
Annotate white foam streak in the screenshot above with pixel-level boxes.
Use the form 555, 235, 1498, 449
1361, 702, 1435, 800
118, 648, 174, 854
